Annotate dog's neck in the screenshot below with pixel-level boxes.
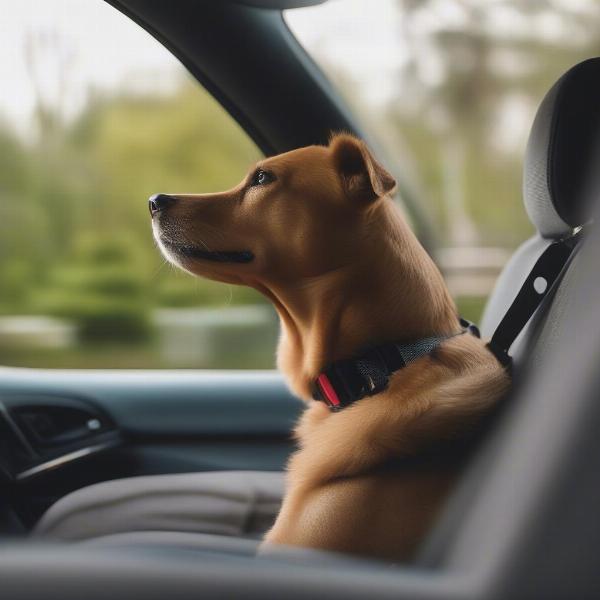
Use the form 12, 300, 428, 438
256, 200, 459, 400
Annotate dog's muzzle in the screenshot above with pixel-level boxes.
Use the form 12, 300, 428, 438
149, 193, 176, 217
150, 192, 255, 264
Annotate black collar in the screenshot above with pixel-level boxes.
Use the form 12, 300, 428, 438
311, 318, 480, 411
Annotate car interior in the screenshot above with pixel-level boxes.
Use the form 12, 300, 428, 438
1, 1, 600, 598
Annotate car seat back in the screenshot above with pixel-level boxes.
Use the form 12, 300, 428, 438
481, 58, 600, 367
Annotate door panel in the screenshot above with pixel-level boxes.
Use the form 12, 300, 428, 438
0, 369, 300, 436
0, 368, 301, 526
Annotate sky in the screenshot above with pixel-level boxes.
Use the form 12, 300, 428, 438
0, 0, 181, 138
286, 0, 599, 155
286, 0, 407, 106
0, 0, 436, 135
0, 0, 597, 152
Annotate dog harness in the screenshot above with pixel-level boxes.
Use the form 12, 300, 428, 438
312, 318, 480, 411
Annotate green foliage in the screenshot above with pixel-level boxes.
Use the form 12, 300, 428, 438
2, 2, 599, 367
37, 233, 152, 342
156, 275, 265, 308
0, 78, 263, 325
0, 260, 34, 312
69, 83, 260, 234
455, 296, 487, 326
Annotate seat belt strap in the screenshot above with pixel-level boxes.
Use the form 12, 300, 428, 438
487, 228, 584, 369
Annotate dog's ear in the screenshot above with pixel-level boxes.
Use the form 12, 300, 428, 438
329, 133, 396, 202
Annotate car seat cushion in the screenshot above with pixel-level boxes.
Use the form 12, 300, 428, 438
32, 470, 285, 541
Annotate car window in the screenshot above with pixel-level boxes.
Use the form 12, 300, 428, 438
285, 0, 600, 323
0, 0, 274, 369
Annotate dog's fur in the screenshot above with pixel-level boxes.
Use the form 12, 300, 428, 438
151, 134, 510, 562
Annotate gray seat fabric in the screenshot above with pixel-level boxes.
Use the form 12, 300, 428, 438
79, 530, 261, 555
33, 470, 284, 541
481, 58, 600, 359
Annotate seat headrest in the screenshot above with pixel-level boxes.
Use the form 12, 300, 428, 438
524, 58, 600, 238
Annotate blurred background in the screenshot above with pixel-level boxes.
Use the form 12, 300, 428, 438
0, 0, 598, 369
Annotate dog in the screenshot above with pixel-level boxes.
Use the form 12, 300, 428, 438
149, 133, 510, 562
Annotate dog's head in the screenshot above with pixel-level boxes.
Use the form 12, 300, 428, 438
150, 134, 396, 285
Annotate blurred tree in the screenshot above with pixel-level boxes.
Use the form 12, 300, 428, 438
391, 0, 600, 247
4, 0, 600, 363
36, 233, 152, 342
0, 127, 52, 311
0, 77, 266, 316
66, 79, 265, 308
0, 8, 270, 367
69, 81, 260, 233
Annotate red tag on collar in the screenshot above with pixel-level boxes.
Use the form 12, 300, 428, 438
316, 373, 341, 408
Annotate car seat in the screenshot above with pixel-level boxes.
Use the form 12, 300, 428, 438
419, 57, 600, 568
481, 58, 600, 367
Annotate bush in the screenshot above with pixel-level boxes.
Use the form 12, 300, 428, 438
0, 260, 34, 314
37, 233, 153, 343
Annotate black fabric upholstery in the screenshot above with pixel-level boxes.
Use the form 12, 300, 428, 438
524, 57, 600, 238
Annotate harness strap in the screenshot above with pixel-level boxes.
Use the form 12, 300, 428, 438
487, 228, 584, 369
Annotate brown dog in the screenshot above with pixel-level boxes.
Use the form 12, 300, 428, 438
150, 133, 510, 562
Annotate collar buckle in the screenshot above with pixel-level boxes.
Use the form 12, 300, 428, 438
313, 348, 393, 410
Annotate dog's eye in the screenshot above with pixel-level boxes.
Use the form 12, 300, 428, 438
250, 169, 275, 187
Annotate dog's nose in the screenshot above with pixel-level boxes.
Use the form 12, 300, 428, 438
149, 193, 176, 216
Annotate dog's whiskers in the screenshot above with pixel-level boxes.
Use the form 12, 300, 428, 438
151, 259, 170, 279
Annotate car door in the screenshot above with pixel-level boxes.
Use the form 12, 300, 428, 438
0, 368, 301, 526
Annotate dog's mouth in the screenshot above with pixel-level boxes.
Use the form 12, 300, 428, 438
160, 239, 254, 264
